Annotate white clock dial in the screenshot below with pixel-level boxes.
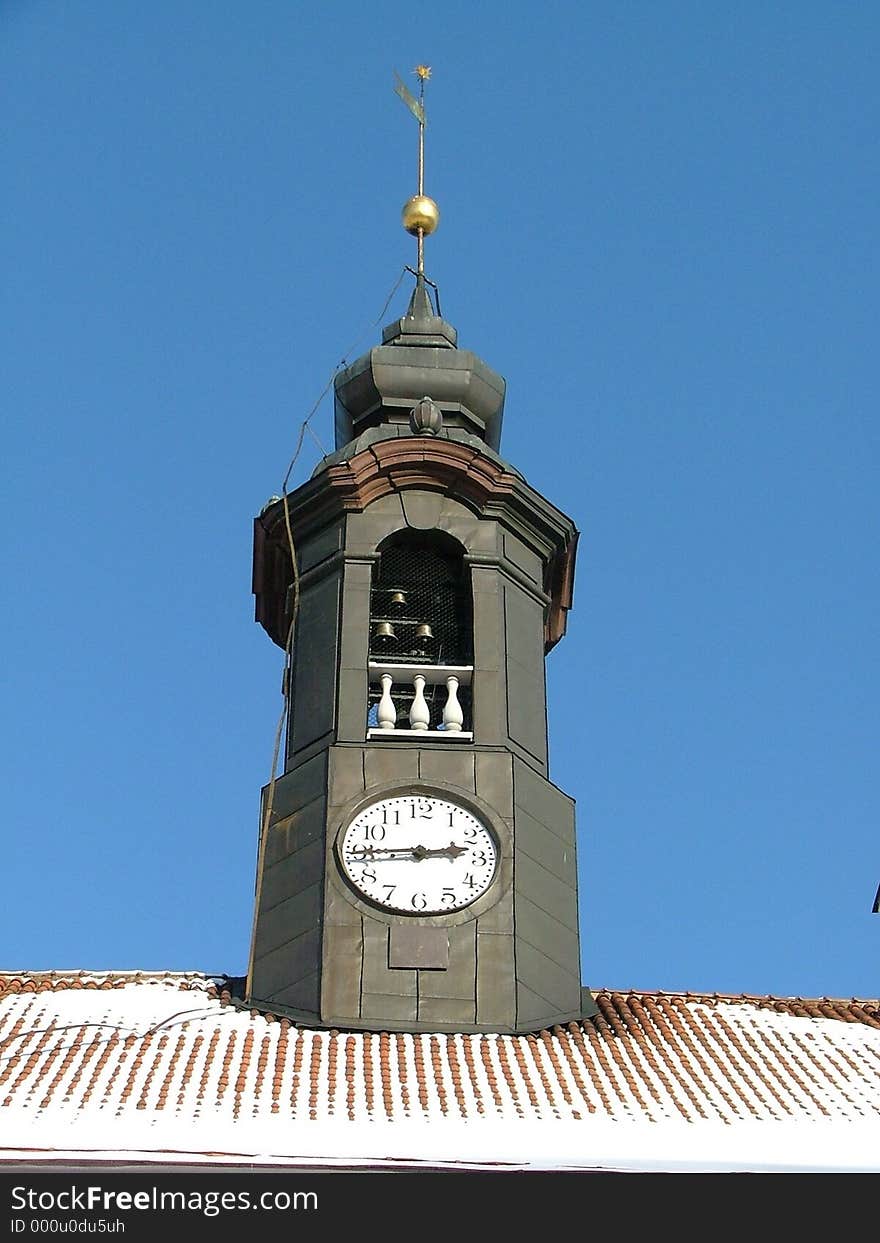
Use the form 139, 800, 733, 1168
338, 794, 498, 914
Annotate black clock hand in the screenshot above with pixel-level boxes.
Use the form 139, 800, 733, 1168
411, 842, 468, 860
350, 842, 468, 861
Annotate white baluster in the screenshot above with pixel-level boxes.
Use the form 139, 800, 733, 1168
409, 673, 430, 731
442, 675, 464, 732
377, 673, 397, 730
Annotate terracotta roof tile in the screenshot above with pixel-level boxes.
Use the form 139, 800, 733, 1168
1, 973, 879, 1171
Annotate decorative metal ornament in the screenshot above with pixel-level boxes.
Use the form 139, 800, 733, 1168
393, 64, 436, 275
409, 395, 443, 437
402, 194, 440, 237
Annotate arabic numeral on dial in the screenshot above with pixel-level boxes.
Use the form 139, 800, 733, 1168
361, 824, 386, 840
380, 807, 399, 826
360, 866, 378, 885
410, 892, 428, 910
471, 850, 488, 868
463, 824, 477, 840
462, 873, 478, 890
441, 888, 456, 906
382, 884, 396, 902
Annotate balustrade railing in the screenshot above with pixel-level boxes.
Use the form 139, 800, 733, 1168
366, 662, 473, 739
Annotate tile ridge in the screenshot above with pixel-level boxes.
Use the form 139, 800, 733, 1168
0, 969, 215, 978
0, 970, 221, 995
587, 985, 880, 1007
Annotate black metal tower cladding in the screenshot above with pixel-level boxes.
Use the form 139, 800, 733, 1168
248, 280, 588, 1033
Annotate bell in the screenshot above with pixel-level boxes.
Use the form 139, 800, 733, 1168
389, 591, 407, 607
373, 622, 396, 641
414, 622, 434, 641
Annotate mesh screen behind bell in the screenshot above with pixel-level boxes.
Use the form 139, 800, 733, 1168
369, 540, 473, 666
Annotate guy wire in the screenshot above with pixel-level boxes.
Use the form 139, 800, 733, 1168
246, 266, 411, 1001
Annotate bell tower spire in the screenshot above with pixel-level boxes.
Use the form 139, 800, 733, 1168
247, 74, 591, 1033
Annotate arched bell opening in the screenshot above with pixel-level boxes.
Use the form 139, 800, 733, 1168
366, 528, 474, 737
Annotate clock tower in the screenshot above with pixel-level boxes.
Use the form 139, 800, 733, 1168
246, 76, 590, 1033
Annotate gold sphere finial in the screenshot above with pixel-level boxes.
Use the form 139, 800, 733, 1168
402, 194, 440, 237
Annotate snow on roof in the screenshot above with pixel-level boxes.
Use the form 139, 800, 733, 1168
1, 972, 878, 1172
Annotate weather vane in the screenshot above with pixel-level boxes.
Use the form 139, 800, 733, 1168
394, 64, 439, 278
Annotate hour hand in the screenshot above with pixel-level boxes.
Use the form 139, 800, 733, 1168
411, 842, 468, 861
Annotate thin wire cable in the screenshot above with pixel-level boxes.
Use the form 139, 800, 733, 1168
279, 264, 410, 490
0, 1005, 243, 1066
245, 266, 412, 1002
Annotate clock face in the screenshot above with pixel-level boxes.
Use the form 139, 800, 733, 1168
337, 793, 498, 915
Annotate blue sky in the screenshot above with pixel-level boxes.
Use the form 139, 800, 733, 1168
3, 2, 877, 1000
